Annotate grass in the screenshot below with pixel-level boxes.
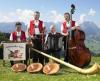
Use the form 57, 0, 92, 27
0, 56, 100, 81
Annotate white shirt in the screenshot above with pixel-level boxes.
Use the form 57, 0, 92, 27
10, 31, 21, 42
34, 20, 40, 35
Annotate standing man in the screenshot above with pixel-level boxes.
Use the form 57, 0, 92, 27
28, 11, 45, 65
10, 22, 28, 66
61, 12, 77, 62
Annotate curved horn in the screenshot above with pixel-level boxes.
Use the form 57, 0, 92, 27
31, 48, 100, 75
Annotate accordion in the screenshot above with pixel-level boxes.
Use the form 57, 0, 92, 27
47, 33, 63, 50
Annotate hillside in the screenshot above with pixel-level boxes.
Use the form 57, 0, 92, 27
0, 21, 100, 54
80, 21, 100, 54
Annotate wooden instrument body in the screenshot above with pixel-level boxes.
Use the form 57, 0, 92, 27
67, 29, 91, 67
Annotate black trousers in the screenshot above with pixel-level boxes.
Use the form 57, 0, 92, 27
63, 36, 69, 62
24, 46, 29, 65
63, 30, 75, 62
31, 37, 44, 65
0, 47, 3, 59
44, 49, 61, 63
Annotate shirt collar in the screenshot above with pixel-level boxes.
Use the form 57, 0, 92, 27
51, 32, 56, 34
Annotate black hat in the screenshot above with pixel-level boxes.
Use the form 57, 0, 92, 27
15, 22, 22, 27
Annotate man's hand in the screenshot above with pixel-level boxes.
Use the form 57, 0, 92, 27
71, 26, 80, 30
63, 32, 69, 36
71, 26, 76, 30
27, 39, 34, 47
30, 35, 35, 40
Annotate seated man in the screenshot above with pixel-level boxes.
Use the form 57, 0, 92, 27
10, 22, 28, 66
10, 22, 26, 42
44, 24, 62, 63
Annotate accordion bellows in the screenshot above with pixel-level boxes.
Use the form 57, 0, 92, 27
27, 63, 43, 73
43, 63, 60, 74
11, 63, 27, 72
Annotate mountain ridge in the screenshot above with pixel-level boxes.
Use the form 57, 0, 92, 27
0, 21, 100, 53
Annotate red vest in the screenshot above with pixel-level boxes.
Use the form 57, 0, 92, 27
29, 20, 43, 36
62, 21, 75, 33
12, 31, 26, 42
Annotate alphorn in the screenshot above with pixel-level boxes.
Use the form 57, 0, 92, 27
31, 48, 100, 75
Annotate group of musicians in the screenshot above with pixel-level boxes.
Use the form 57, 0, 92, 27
9, 11, 79, 66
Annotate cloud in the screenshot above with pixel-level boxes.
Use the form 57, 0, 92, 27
79, 8, 96, 24
88, 8, 96, 16
0, 9, 34, 24
0, 8, 96, 25
41, 10, 63, 23
50, 10, 63, 23
16, 9, 34, 24
0, 9, 64, 24
79, 14, 86, 23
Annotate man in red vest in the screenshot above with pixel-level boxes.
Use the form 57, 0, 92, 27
61, 12, 78, 62
10, 22, 28, 66
28, 11, 45, 64
10, 22, 26, 42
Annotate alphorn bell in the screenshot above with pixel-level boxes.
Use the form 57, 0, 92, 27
31, 48, 100, 75
11, 63, 27, 72
27, 63, 43, 73
43, 63, 60, 75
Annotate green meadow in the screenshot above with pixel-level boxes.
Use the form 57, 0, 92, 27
0, 56, 100, 81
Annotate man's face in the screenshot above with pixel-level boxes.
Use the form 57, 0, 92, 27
34, 13, 40, 20
16, 25, 21, 32
64, 13, 70, 21
51, 26, 56, 33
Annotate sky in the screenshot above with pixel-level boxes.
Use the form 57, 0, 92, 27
0, 0, 100, 27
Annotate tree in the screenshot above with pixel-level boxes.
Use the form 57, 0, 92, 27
0, 32, 9, 43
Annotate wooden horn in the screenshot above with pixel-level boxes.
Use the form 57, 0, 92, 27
31, 48, 100, 75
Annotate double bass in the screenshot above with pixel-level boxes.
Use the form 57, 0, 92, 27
65, 4, 91, 67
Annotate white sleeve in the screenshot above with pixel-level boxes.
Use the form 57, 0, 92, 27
42, 22, 45, 28
10, 33, 13, 41
27, 22, 33, 38
61, 24, 63, 34
75, 21, 79, 26
44, 34, 48, 44
25, 28, 30, 40
27, 22, 30, 29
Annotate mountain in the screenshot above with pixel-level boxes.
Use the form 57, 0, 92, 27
80, 21, 100, 54
80, 21, 100, 41
80, 21, 100, 35
0, 21, 100, 54
0, 22, 27, 33
2, 21, 99, 37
